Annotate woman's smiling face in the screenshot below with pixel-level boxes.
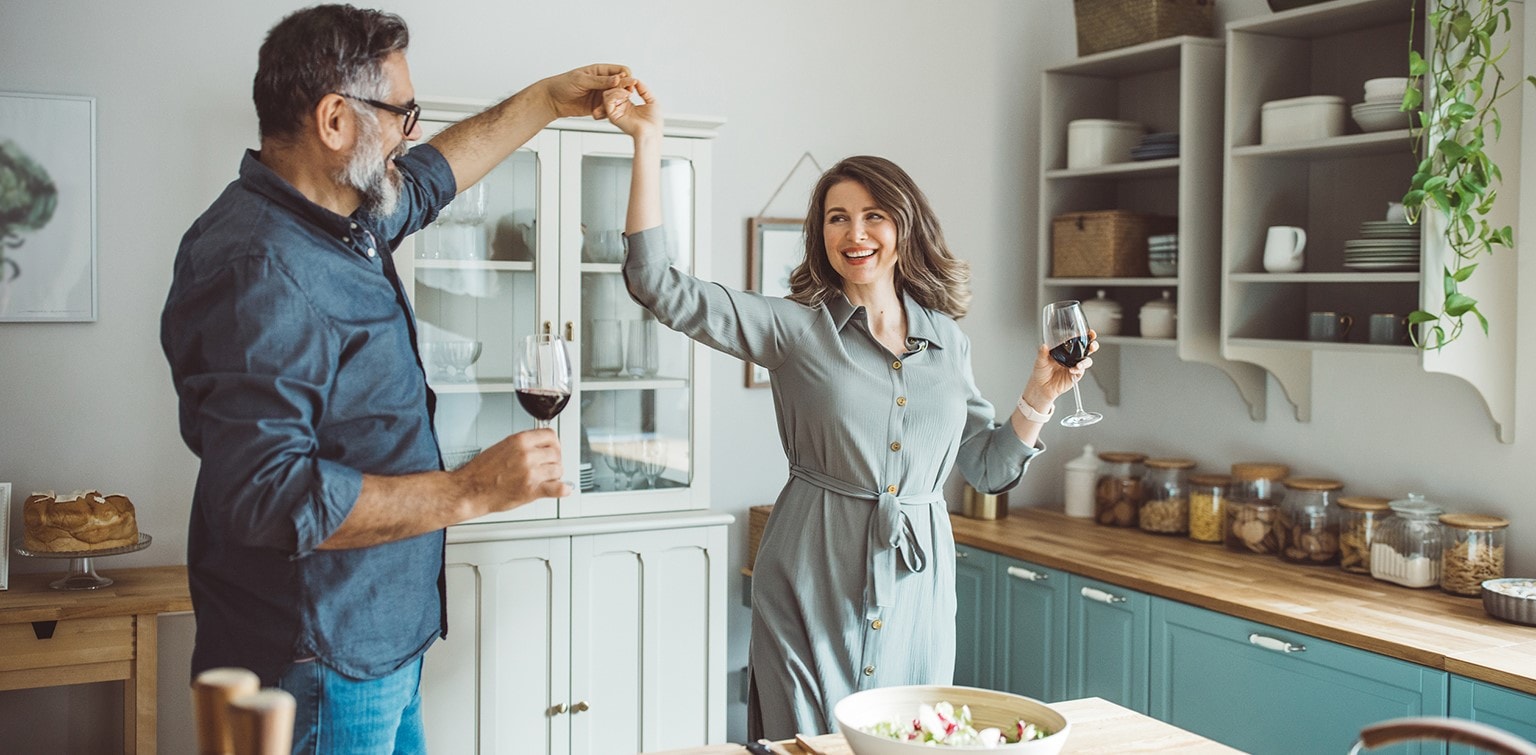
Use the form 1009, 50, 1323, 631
822, 179, 899, 290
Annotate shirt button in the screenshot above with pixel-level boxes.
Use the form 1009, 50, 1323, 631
886, 485, 898, 494
891, 360, 902, 370
871, 619, 883, 630
896, 396, 907, 407
890, 441, 901, 452
367, 248, 377, 257
863, 665, 876, 676
349, 222, 358, 229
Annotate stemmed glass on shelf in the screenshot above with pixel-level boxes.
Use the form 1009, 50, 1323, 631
1041, 300, 1102, 427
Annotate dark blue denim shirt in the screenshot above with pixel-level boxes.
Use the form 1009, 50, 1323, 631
161, 145, 456, 684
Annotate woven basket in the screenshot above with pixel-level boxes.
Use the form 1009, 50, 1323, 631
747, 505, 774, 568
1051, 210, 1175, 277
1074, 0, 1214, 56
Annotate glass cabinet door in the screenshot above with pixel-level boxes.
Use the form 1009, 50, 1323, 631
401, 126, 560, 522
559, 131, 709, 518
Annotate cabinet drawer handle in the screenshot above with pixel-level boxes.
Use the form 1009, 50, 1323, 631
1248, 633, 1306, 654
955, 551, 969, 559
571, 700, 590, 713
1007, 566, 1048, 582
548, 702, 567, 716
1080, 586, 1126, 604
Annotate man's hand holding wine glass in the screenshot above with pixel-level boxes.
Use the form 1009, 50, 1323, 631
453, 428, 572, 513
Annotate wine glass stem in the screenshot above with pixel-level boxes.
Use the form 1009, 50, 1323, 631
536, 419, 550, 430
1071, 380, 1087, 415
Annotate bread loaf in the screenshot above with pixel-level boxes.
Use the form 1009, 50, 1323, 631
23, 490, 139, 552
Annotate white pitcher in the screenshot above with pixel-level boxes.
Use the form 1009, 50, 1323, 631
1263, 226, 1307, 273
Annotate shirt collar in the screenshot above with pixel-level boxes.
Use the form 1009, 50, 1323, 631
238, 149, 367, 240
827, 290, 947, 350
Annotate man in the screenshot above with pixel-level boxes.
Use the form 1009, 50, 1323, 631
160, 5, 631, 750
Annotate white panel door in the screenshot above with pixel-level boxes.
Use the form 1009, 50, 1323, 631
423, 536, 571, 755
568, 525, 728, 754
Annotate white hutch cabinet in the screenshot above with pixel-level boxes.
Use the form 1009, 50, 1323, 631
398, 103, 731, 753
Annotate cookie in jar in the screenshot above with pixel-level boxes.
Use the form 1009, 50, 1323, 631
1276, 477, 1343, 565
1225, 462, 1288, 555
1095, 452, 1146, 527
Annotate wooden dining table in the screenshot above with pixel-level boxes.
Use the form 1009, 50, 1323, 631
645, 696, 1244, 754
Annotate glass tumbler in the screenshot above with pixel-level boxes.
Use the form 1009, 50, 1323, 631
589, 319, 624, 377
626, 319, 659, 377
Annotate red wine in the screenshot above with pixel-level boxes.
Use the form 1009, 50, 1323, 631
1050, 336, 1090, 368
515, 388, 571, 421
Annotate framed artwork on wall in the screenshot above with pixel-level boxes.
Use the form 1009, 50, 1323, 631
0, 482, 11, 590
0, 92, 97, 322
745, 217, 804, 388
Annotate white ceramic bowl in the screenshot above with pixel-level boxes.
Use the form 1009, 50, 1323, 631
1352, 103, 1414, 133
1363, 76, 1410, 101
835, 685, 1070, 755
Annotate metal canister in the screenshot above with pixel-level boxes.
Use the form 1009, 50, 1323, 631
961, 484, 1009, 520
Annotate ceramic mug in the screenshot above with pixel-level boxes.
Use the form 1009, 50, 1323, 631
1263, 226, 1307, 273
1369, 313, 1408, 344
1308, 311, 1353, 341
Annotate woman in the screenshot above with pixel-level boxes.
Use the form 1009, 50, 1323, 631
603, 82, 1093, 739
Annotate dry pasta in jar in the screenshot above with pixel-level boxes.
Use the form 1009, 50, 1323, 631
1438, 513, 1508, 597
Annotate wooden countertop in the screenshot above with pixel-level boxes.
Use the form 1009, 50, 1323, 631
644, 696, 1241, 754
951, 509, 1536, 695
0, 565, 191, 623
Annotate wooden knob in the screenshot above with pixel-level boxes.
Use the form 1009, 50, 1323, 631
228, 689, 297, 755
192, 668, 260, 755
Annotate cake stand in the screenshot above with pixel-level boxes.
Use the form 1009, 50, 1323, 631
12, 533, 152, 590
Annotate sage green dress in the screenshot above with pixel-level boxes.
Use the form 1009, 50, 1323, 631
623, 227, 1042, 740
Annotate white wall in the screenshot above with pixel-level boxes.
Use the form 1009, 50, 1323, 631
2, 0, 1532, 752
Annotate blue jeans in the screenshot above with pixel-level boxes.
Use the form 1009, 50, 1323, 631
277, 657, 426, 754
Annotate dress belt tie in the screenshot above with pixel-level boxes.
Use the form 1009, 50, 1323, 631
789, 464, 944, 610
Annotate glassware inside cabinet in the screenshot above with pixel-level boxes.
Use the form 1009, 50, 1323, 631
582, 388, 691, 493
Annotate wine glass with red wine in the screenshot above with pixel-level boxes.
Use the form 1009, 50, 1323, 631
1041, 300, 1102, 428
514, 334, 573, 430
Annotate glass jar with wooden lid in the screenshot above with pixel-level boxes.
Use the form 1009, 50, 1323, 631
1372, 493, 1444, 588
1188, 473, 1230, 543
1439, 513, 1508, 596
1276, 477, 1343, 565
1140, 458, 1195, 534
1225, 462, 1289, 554
1336, 496, 1391, 574
1095, 452, 1146, 527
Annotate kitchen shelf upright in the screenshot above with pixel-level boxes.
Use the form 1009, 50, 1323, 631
1039, 36, 1268, 417
1221, 0, 1521, 441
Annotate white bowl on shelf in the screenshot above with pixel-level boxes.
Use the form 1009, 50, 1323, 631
1066, 119, 1144, 169
834, 685, 1070, 755
1352, 102, 1415, 133
1362, 76, 1411, 102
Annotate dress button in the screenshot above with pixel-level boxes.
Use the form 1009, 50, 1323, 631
863, 665, 875, 676
890, 441, 901, 452
891, 360, 902, 370
871, 619, 883, 630
886, 485, 898, 494
896, 396, 907, 406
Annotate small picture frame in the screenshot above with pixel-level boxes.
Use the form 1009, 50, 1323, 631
0, 482, 11, 590
745, 217, 805, 388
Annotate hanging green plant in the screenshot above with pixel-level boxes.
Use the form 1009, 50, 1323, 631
1402, 0, 1532, 349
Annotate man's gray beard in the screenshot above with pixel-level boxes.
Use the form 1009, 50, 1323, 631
340, 128, 405, 219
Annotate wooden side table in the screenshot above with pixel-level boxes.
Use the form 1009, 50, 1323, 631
0, 565, 191, 754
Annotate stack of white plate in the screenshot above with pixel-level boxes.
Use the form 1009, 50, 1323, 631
1353, 77, 1417, 132
579, 462, 595, 491
1147, 233, 1178, 276
1130, 132, 1179, 161
1344, 220, 1419, 270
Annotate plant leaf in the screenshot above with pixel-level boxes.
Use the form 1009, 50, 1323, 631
1445, 293, 1478, 317
1452, 263, 1478, 282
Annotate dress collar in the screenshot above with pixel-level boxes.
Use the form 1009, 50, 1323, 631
827, 290, 947, 350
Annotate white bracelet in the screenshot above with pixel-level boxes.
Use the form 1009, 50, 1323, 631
1017, 397, 1055, 423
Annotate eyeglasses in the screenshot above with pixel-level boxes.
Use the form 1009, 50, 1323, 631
339, 93, 420, 136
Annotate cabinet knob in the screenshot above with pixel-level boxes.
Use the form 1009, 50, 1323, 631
565, 321, 575, 341
1007, 566, 1048, 582
1248, 633, 1306, 654
1080, 586, 1126, 604
571, 700, 590, 713
542, 321, 553, 336
549, 703, 567, 716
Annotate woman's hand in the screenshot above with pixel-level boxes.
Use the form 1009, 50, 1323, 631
1021, 329, 1098, 410
602, 79, 661, 140
537, 64, 634, 120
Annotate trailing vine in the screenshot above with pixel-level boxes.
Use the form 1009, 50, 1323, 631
1402, 0, 1532, 349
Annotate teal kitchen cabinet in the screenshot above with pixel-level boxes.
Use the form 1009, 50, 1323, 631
1066, 575, 1150, 713
953, 545, 997, 689
1448, 676, 1536, 754
993, 556, 1069, 703
1150, 599, 1449, 755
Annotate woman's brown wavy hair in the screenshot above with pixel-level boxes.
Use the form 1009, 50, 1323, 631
786, 155, 971, 319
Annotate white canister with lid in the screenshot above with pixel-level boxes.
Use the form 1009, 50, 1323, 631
1067, 119, 1144, 169
1138, 291, 1177, 338
1260, 95, 1346, 144
1080, 290, 1123, 336
1064, 444, 1098, 518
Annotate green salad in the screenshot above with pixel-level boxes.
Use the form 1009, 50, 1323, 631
862, 701, 1051, 747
